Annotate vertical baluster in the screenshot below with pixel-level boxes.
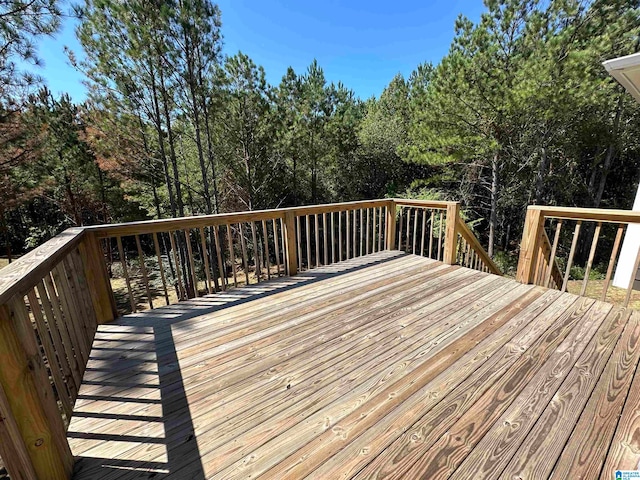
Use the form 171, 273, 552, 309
367, 208, 371, 254
580, 222, 601, 296
36, 280, 78, 401
378, 206, 383, 251
26, 289, 73, 420
354, 210, 358, 256
153, 233, 170, 303
544, 220, 563, 288
262, 220, 271, 280
213, 225, 226, 290
169, 231, 186, 299
360, 209, 365, 256
251, 221, 260, 281
372, 207, 377, 253
625, 238, 640, 307
281, 217, 288, 275
184, 230, 198, 297
465, 240, 471, 267
238, 223, 250, 285
42, 274, 81, 389
315, 214, 320, 267
397, 207, 403, 251
199, 229, 213, 294
305, 215, 312, 269
226, 224, 238, 287
404, 208, 411, 253
561, 221, 582, 293
437, 212, 443, 261
420, 209, 427, 256
135, 235, 154, 308
52, 263, 88, 366
428, 211, 435, 258
332, 212, 336, 264
602, 224, 625, 301
296, 216, 302, 271
116, 236, 136, 312
339, 211, 343, 261
346, 209, 351, 259
273, 219, 282, 276
323, 212, 328, 266
412, 208, 418, 254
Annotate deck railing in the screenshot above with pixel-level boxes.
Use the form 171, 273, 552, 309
516, 205, 640, 306
0, 198, 496, 480
0, 228, 115, 479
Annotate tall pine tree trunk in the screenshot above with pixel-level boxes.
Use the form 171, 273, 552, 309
148, 69, 176, 218
594, 95, 624, 208
184, 34, 212, 214
488, 153, 499, 258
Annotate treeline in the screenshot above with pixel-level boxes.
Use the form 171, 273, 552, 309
1, 0, 640, 270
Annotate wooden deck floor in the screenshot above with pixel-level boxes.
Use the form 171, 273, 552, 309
68, 251, 640, 480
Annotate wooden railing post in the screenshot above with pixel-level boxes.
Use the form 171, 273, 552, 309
443, 202, 460, 265
516, 207, 544, 284
78, 232, 117, 324
283, 211, 298, 276
386, 200, 397, 250
0, 303, 74, 479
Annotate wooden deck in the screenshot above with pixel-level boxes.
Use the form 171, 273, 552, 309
68, 251, 640, 479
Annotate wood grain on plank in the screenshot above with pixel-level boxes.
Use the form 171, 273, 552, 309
98, 273, 507, 478
450, 300, 612, 480
203, 280, 527, 479
602, 310, 640, 473
380, 296, 595, 480
497, 306, 627, 479
284, 287, 548, 480
351, 291, 578, 480
550, 310, 640, 479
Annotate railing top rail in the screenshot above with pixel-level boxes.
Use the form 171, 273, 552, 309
85, 199, 394, 238
393, 199, 459, 209
528, 205, 640, 224
0, 227, 85, 305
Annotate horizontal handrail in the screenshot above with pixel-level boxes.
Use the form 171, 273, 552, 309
86, 199, 392, 238
525, 205, 640, 224
393, 198, 455, 209
0, 227, 85, 306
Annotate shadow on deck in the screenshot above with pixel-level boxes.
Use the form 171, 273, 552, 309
69, 251, 407, 479
69, 250, 640, 480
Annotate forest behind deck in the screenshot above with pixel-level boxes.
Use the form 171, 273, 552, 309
68, 251, 640, 479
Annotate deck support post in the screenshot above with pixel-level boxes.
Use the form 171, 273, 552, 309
386, 200, 397, 250
79, 232, 117, 324
0, 304, 74, 480
443, 202, 460, 265
283, 211, 298, 275
516, 207, 544, 284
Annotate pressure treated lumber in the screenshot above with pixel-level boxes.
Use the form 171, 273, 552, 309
63, 252, 638, 480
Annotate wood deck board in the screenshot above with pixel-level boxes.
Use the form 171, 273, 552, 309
68, 251, 640, 479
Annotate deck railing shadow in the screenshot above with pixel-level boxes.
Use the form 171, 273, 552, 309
68, 251, 404, 478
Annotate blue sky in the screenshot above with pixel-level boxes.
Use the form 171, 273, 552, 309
32, 0, 486, 102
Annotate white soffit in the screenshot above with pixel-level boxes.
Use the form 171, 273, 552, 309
603, 52, 640, 103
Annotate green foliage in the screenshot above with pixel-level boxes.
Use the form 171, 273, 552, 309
569, 265, 606, 281
0, 0, 61, 96
3, 0, 640, 272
